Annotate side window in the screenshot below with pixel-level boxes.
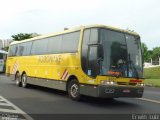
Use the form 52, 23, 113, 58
23, 42, 32, 56
47, 36, 62, 54
61, 31, 80, 53
90, 29, 99, 43
81, 29, 90, 73
31, 39, 48, 55
15, 45, 18, 56
9, 45, 16, 57
17, 43, 25, 56
81, 28, 100, 77
88, 45, 99, 77
88, 46, 98, 61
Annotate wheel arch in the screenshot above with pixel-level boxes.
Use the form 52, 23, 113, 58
15, 71, 19, 80
66, 75, 79, 91
21, 71, 26, 78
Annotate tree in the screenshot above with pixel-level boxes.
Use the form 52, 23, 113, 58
11, 33, 40, 41
141, 42, 150, 62
152, 47, 160, 60
148, 50, 153, 61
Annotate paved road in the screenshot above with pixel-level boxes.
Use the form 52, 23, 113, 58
0, 73, 160, 120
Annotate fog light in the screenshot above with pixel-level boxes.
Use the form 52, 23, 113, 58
138, 83, 145, 87
110, 81, 114, 85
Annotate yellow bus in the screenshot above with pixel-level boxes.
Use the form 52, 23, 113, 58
6, 25, 144, 100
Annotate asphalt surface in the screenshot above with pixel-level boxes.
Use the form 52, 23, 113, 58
0, 73, 160, 120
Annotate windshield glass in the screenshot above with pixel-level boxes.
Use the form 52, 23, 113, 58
100, 29, 143, 78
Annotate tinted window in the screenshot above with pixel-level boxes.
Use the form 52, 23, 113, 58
15, 45, 18, 56
90, 29, 98, 43
81, 29, 90, 73
47, 36, 62, 54
81, 28, 100, 77
23, 42, 32, 56
9, 45, 15, 57
100, 29, 128, 76
125, 34, 143, 78
17, 43, 25, 56
88, 45, 100, 77
31, 39, 48, 55
61, 31, 80, 53
88, 46, 98, 61
9, 45, 17, 57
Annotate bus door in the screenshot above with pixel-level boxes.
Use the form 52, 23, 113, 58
81, 28, 103, 78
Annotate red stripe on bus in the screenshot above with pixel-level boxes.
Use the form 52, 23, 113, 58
61, 69, 67, 79
63, 71, 68, 80
130, 79, 142, 83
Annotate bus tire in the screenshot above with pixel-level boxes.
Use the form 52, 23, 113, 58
67, 79, 81, 101
15, 72, 21, 87
21, 73, 28, 88
15, 72, 19, 81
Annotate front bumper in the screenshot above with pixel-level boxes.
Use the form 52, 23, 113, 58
98, 85, 144, 98
80, 84, 144, 98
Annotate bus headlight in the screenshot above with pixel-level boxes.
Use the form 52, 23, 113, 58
100, 80, 117, 85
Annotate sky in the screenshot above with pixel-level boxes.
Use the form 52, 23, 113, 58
0, 0, 159, 50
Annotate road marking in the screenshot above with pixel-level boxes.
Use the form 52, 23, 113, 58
0, 103, 11, 106
0, 99, 4, 102
0, 95, 34, 120
137, 98, 160, 104
0, 108, 22, 114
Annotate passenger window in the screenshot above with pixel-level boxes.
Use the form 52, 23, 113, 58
47, 36, 62, 54
61, 31, 80, 53
31, 39, 48, 55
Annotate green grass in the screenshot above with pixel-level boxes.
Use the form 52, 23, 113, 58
144, 66, 160, 87
145, 79, 160, 87
144, 66, 160, 79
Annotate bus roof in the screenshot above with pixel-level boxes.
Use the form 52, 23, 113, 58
0, 50, 8, 54
10, 24, 140, 45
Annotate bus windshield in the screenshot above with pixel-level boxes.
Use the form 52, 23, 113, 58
100, 29, 143, 78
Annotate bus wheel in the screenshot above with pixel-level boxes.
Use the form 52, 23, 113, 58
68, 80, 81, 101
15, 73, 21, 87
15, 72, 19, 81
21, 74, 28, 88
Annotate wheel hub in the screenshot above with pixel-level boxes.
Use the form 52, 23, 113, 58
71, 84, 79, 98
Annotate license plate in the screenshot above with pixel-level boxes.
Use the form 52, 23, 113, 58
123, 89, 130, 93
